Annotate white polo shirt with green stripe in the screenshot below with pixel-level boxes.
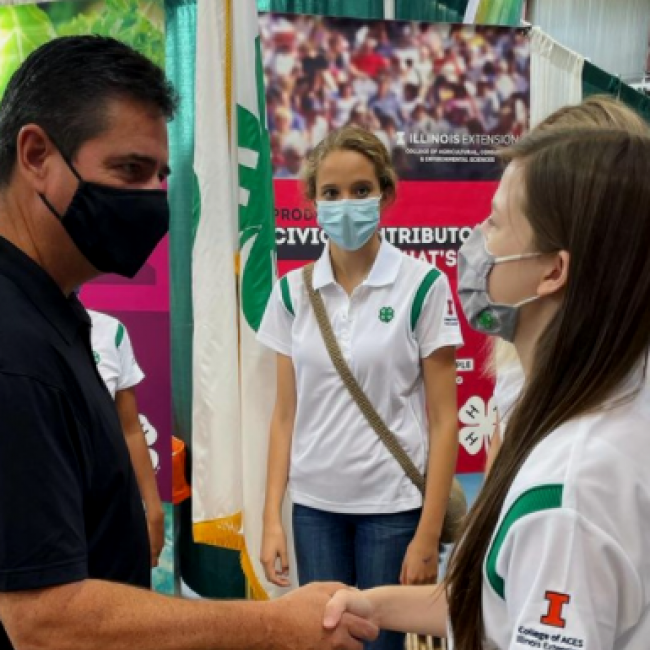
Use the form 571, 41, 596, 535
479, 367, 650, 650
257, 239, 463, 514
87, 309, 144, 399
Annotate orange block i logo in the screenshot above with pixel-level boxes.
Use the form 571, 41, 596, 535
541, 591, 571, 628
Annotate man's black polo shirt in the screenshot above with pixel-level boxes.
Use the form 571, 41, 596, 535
0, 236, 150, 648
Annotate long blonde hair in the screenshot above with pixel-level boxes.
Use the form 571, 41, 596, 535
538, 94, 648, 133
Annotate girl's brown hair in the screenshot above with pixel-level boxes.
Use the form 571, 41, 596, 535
300, 124, 398, 205
446, 127, 650, 649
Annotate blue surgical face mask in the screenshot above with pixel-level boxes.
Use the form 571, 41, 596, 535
316, 196, 381, 251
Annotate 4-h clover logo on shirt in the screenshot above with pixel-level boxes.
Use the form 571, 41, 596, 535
478, 309, 499, 332
379, 306, 395, 323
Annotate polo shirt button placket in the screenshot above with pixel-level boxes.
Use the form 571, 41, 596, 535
340, 309, 352, 363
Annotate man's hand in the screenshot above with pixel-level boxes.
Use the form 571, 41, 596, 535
270, 582, 378, 650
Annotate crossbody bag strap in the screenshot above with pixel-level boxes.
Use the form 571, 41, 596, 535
302, 263, 426, 496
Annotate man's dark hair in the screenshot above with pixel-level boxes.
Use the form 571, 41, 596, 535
0, 35, 178, 187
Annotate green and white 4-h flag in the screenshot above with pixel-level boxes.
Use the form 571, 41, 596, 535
192, 0, 290, 599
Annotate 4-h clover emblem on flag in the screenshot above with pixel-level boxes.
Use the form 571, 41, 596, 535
458, 395, 497, 455
379, 306, 394, 323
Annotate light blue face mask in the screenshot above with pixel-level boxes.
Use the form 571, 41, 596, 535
316, 196, 381, 251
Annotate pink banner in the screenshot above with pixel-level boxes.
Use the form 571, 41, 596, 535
82, 237, 172, 501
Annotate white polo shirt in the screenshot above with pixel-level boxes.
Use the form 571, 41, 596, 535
257, 239, 463, 514
479, 363, 650, 650
87, 309, 145, 399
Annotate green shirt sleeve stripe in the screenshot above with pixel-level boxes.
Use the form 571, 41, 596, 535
410, 268, 441, 332
115, 323, 125, 349
486, 484, 564, 599
280, 275, 294, 317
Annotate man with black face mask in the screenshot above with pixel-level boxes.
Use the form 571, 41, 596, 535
0, 36, 376, 650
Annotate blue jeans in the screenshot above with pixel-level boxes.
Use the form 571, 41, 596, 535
293, 504, 421, 650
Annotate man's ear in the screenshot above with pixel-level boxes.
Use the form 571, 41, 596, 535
15, 124, 57, 193
537, 250, 570, 298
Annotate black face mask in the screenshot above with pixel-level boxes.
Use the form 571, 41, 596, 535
40, 158, 170, 279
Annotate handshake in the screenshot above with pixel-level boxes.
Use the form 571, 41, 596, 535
268, 579, 446, 650
267, 581, 379, 650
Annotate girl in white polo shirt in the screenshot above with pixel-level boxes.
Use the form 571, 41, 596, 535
86, 308, 165, 568
322, 126, 650, 649
258, 125, 462, 650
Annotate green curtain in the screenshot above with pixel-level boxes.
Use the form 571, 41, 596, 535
166, 0, 245, 600
256, 0, 526, 23
257, 0, 384, 18
396, 0, 468, 22
166, 0, 195, 452
582, 61, 650, 123
395, 0, 524, 24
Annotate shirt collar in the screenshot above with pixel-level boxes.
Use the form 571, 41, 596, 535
312, 242, 336, 289
312, 237, 403, 290
0, 236, 89, 344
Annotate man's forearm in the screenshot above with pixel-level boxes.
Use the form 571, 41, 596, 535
5, 579, 278, 650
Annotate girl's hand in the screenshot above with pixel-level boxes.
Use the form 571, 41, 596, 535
147, 507, 165, 568
323, 587, 378, 631
260, 522, 291, 587
400, 538, 439, 585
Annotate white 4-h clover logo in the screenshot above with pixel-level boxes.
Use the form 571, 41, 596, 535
139, 413, 159, 472
458, 395, 497, 455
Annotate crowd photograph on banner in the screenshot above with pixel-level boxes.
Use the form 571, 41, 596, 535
262, 14, 530, 180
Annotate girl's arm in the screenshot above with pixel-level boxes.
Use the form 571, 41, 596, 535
260, 353, 297, 586
401, 346, 458, 584
324, 583, 448, 638
115, 387, 164, 566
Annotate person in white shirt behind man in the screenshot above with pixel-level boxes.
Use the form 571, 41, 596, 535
85, 306, 165, 568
